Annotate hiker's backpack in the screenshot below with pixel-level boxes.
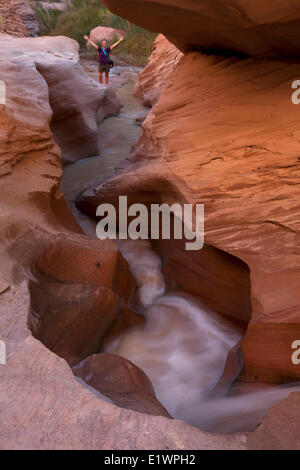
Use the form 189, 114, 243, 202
101, 47, 114, 68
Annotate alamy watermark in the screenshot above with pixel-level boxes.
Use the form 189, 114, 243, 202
96, 196, 204, 250
0, 340, 6, 365
291, 80, 300, 104
0, 80, 6, 105
291, 340, 300, 365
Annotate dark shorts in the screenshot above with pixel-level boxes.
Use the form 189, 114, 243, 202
99, 64, 110, 74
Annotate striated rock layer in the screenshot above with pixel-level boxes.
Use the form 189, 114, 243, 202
102, 0, 300, 58
77, 40, 300, 386
134, 34, 183, 107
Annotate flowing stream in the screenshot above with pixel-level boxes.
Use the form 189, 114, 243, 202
107, 239, 300, 433
61, 63, 300, 434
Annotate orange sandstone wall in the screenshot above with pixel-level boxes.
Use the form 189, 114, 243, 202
78, 42, 300, 384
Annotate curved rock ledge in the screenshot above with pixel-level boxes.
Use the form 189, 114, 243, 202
102, 0, 300, 58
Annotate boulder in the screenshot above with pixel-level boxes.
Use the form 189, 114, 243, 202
212, 341, 243, 396
73, 353, 172, 418
90, 25, 126, 45
102, 0, 300, 58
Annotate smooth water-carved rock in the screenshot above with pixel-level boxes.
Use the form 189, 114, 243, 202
36, 60, 121, 165
25, 234, 136, 366
0, 35, 132, 365
0, 35, 121, 165
102, 0, 300, 58
73, 353, 172, 418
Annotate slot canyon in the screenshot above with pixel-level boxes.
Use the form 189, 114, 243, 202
0, 0, 300, 450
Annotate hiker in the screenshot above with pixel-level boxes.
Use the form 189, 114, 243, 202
84, 34, 124, 85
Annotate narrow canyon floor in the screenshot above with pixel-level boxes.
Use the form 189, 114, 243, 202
61, 61, 146, 234
61, 60, 300, 434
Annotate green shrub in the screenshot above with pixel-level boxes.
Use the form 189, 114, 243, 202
52, 5, 103, 45
33, 1, 62, 35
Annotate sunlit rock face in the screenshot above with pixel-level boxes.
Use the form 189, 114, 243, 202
134, 34, 183, 107
102, 0, 300, 58
77, 38, 300, 384
98, 0, 300, 389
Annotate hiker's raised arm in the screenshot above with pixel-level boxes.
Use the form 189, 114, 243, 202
84, 35, 98, 50
110, 37, 124, 50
